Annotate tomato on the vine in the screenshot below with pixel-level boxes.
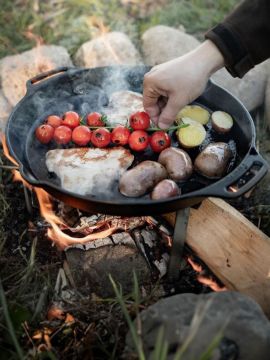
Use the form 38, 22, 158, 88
87, 112, 105, 127
91, 128, 111, 148
111, 126, 130, 146
72, 126, 91, 146
46, 115, 62, 128
35, 124, 54, 144
128, 130, 149, 151
150, 131, 171, 153
62, 111, 80, 129
129, 111, 150, 130
54, 125, 72, 144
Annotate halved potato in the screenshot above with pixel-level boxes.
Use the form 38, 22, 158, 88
211, 111, 233, 133
177, 118, 206, 148
176, 105, 210, 125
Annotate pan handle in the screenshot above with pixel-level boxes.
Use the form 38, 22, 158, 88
196, 147, 269, 199
26, 67, 71, 91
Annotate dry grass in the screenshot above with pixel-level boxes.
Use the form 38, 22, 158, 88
0, 0, 240, 59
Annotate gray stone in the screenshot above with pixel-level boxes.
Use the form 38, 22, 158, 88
0, 90, 12, 132
74, 32, 142, 68
0, 45, 73, 106
126, 292, 270, 360
141, 25, 200, 65
65, 234, 152, 297
212, 60, 270, 112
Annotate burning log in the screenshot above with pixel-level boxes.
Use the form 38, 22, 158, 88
163, 198, 270, 317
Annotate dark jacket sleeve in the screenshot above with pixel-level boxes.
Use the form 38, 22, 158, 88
205, 0, 270, 78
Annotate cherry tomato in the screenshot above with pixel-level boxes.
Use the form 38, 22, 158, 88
62, 111, 80, 129
91, 128, 111, 148
129, 111, 150, 130
46, 115, 62, 128
87, 112, 105, 127
111, 126, 130, 146
54, 125, 72, 144
128, 130, 149, 151
35, 124, 54, 144
150, 131, 171, 153
72, 126, 91, 146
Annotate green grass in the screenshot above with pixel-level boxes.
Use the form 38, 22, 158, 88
110, 271, 227, 360
0, 0, 240, 59
139, 0, 239, 38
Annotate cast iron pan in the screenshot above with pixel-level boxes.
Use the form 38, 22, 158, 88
6, 66, 269, 215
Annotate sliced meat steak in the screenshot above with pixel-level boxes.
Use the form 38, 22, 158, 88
46, 147, 134, 197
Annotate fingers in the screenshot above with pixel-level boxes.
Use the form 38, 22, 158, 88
143, 72, 162, 125
158, 95, 183, 129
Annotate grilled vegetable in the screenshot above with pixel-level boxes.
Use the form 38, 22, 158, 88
212, 111, 233, 133
176, 105, 210, 125
119, 160, 167, 197
177, 118, 206, 148
72, 126, 91, 146
111, 126, 130, 146
128, 130, 149, 151
35, 124, 54, 144
151, 179, 180, 200
150, 131, 171, 153
87, 112, 105, 127
158, 147, 193, 181
91, 128, 111, 148
129, 111, 150, 130
53, 125, 72, 144
194, 142, 232, 178
62, 111, 80, 129
46, 115, 62, 128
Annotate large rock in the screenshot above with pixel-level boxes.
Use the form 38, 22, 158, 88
126, 292, 270, 360
212, 60, 270, 112
141, 25, 200, 65
0, 45, 73, 106
0, 90, 12, 132
74, 32, 142, 68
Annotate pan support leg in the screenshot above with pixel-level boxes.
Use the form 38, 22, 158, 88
167, 207, 190, 282
23, 184, 33, 216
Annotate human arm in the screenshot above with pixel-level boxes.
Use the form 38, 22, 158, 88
143, 0, 270, 129
143, 40, 225, 129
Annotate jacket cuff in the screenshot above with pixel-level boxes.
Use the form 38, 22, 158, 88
205, 24, 254, 78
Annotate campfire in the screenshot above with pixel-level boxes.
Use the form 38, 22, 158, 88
1, 133, 226, 295
1, 124, 270, 358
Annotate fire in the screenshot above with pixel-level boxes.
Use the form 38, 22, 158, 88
1, 134, 229, 291
187, 256, 227, 292
1, 134, 120, 250
1, 134, 19, 166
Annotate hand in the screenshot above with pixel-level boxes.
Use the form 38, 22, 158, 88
143, 40, 225, 129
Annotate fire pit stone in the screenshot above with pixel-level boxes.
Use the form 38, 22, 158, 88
126, 291, 270, 360
0, 90, 12, 132
0, 45, 73, 106
141, 25, 199, 65
74, 31, 143, 68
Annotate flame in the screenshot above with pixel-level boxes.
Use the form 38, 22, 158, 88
1, 135, 119, 250
24, 29, 44, 47
1, 134, 19, 166
187, 256, 227, 292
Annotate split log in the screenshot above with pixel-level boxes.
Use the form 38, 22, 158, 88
163, 198, 270, 317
